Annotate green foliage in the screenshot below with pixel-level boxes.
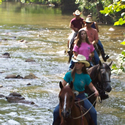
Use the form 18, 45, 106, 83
100, 1, 125, 25
100, 1, 125, 73
76, 0, 113, 17
114, 12, 125, 25
121, 41, 125, 45
112, 50, 125, 73
112, 64, 118, 70
20, 0, 61, 4
75, 0, 96, 12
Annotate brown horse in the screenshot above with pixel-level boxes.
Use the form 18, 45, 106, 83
58, 81, 93, 125
85, 61, 112, 107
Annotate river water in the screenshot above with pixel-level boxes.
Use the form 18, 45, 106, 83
0, 2, 125, 125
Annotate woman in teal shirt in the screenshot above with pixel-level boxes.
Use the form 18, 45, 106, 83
53, 54, 99, 125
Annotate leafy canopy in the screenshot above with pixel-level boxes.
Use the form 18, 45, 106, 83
100, 1, 125, 25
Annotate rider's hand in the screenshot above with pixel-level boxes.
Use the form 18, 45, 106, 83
89, 53, 92, 58
92, 40, 97, 45
92, 42, 95, 45
74, 28, 78, 32
94, 90, 99, 97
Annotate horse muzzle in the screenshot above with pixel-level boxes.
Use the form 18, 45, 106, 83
104, 82, 112, 92
61, 109, 71, 119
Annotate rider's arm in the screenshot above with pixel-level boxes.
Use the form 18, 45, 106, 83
92, 39, 98, 45
88, 82, 99, 97
62, 79, 67, 87
82, 20, 85, 28
89, 51, 94, 58
92, 29, 98, 45
95, 22, 99, 32
70, 23, 78, 32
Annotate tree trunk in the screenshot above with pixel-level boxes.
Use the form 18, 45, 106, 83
61, 0, 79, 14
96, 0, 113, 24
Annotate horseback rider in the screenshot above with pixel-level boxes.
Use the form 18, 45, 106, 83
53, 54, 99, 125
69, 29, 95, 70
87, 14, 109, 62
68, 10, 85, 49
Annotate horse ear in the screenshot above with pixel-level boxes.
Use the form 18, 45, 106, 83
70, 81, 73, 89
99, 60, 102, 66
59, 81, 63, 89
108, 61, 113, 67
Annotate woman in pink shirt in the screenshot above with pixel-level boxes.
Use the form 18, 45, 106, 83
69, 29, 94, 69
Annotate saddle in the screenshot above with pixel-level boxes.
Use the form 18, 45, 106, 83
75, 98, 95, 125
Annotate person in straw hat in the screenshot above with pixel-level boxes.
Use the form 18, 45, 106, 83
68, 10, 85, 49
87, 14, 109, 62
53, 54, 99, 125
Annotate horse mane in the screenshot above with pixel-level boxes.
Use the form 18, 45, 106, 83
87, 64, 100, 83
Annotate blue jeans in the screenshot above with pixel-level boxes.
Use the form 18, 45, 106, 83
69, 59, 74, 70
94, 50, 100, 65
53, 93, 97, 125
97, 39, 104, 51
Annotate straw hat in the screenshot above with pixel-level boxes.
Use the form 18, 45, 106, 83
72, 54, 90, 67
73, 10, 81, 16
85, 17, 93, 23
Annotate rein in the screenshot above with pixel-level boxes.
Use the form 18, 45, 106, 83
71, 92, 96, 120
72, 99, 96, 119
75, 92, 95, 104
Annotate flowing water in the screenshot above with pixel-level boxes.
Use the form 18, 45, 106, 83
0, 2, 125, 125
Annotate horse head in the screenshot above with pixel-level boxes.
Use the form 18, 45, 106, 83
59, 81, 74, 119
88, 61, 112, 94
97, 61, 112, 93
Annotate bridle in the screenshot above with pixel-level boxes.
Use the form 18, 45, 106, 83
61, 93, 96, 120
95, 65, 111, 93
60, 92, 96, 120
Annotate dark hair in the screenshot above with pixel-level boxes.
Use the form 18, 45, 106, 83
74, 29, 90, 47
71, 64, 88, 82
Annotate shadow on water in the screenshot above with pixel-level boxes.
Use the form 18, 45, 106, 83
0, 2, 125, 125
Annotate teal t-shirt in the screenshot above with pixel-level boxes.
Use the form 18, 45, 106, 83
63, 71, 91, 92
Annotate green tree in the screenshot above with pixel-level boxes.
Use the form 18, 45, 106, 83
100, 0, 125, 25
100, 0, 125, 73
76, 0, 114, 23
